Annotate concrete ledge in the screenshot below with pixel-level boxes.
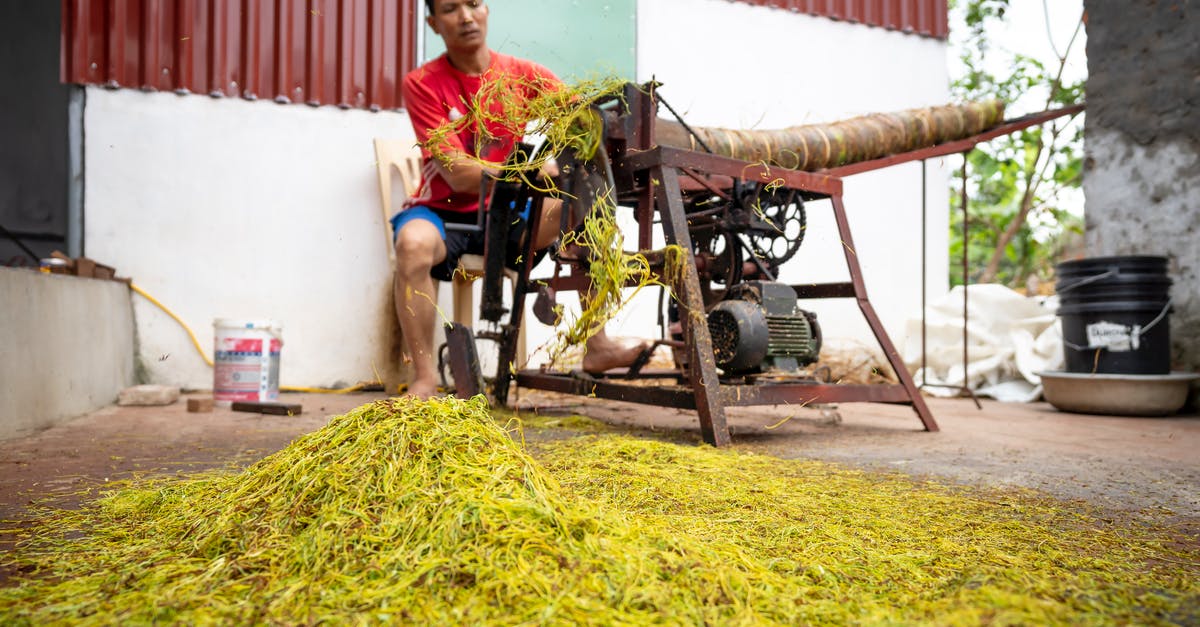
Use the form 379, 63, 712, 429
0, 268, 135, 439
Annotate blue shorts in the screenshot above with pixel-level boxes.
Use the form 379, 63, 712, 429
390, 205, 536, 282
390, 206, 449, 241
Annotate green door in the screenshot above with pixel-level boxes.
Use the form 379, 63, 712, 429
422, 0, 637, 82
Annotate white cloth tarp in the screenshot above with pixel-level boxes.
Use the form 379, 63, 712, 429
901, 284, 1064, 402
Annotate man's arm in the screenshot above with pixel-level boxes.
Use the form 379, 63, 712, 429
434, 153, 558, 192
403, 72, 490, 195
432, 154, 497, 194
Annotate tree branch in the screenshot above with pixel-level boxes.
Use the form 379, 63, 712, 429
974, 12, 1084, 284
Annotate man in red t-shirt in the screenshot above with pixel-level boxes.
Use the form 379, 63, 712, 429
395, 0, 646, 399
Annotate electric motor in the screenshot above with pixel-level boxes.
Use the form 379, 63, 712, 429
707, 281, 821, 374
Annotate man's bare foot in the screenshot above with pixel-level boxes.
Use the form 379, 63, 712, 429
403, 379, 439, 400
582, 337, 652, 374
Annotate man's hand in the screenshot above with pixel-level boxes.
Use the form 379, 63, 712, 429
538, 156, 560, 182
436, 152, 557, 193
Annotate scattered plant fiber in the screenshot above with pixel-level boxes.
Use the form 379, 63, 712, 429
545, 193, 681, 365
1, 397, 1196, 624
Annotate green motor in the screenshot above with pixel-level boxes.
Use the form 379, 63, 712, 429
707, 281, 822, 375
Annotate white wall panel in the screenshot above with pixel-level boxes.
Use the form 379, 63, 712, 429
85, 89, 418, 390
627, 0, 952, 347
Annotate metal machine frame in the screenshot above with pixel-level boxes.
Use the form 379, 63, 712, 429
451, 83, 1083, 447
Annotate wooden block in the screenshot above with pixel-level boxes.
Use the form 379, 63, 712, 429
187, 397, 214, 413
231, 401, 303, 416
75, 257, 96, 278
93, 263, 116, 280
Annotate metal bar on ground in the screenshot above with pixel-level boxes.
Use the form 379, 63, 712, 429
960, 154, 983, 410
515, 372, 698, 409
720, 383, 913, 406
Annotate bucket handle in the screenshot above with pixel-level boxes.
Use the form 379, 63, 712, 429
1055, 267, 1119, 294
1062, 296, 1173, 353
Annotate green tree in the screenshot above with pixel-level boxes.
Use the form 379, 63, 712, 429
949, 0, 1085, 290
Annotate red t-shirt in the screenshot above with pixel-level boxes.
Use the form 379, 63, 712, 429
401, 51, 560, 214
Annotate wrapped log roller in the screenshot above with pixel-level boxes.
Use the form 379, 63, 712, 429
654, 100, 1006, 171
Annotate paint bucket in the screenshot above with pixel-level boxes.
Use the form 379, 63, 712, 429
1055, 256, 1172, 375
213, 318, 283, 402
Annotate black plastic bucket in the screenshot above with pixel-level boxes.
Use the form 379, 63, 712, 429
1056, 256, 1172, 375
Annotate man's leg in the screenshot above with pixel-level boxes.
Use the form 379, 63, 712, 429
531, 198, 651, 373
394, 218, 447, 399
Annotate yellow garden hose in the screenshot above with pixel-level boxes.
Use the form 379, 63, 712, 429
130, 283, 381, 394
129, 283, 214, 367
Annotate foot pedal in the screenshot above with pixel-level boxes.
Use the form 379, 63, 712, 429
624, 341, 660, 379
442, 322, 485, 399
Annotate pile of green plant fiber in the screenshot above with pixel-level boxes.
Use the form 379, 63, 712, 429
537, 435, 1199, 624
0, 397, 1196, 625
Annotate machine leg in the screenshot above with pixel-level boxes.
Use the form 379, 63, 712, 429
830, 195, 939, 431
654, 166, 731, 446
491, 205, 540, 408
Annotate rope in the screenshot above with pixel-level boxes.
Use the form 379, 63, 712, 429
1055, 267, 1118, 294
655, 92, 715, 154
130, 283, 214, 368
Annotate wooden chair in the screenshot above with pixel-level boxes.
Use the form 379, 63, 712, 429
374, 139, 527, 369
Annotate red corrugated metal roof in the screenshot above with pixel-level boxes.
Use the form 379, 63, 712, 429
61, 0, 946, 110
734, 0, 948, 39
60, 0, 418, 111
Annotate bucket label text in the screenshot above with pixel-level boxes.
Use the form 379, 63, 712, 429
1086, 320, 1141, 352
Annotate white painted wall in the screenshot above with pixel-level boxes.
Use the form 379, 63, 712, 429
84, 88, 417, 390
571, 0, 953, 356
525, 1, 954, 366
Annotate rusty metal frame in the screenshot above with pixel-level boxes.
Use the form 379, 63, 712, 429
516, 372, 917, 408
510, 145, 938, 442
507, 121, 937, 443
490, 91, 1084, 446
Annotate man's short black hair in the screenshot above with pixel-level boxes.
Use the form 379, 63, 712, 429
424, 0, 435, 13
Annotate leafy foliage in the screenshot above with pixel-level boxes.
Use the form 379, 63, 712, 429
950, 0, 1086, 291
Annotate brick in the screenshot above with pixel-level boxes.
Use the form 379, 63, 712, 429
117, 385, 181, 406
187, 397, 214, 413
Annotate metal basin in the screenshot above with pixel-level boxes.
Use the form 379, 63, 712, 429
1038, 371, 1199, 417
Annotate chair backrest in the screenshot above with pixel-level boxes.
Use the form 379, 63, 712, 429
373, 139, 424, 262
